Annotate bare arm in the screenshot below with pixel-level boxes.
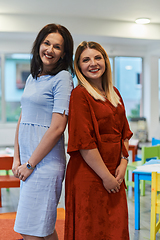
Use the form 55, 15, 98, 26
80, 148, 120, 193
17, 112, 68, 181
115, 138, 129, 183
12, 113, 21, 178
123, 138, 129, 152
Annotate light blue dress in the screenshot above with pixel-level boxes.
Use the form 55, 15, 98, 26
14, 70, 73, 237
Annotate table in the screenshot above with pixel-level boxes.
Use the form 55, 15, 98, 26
0, 148, 14, 175
129, 139, 139, 162
133, 160, 160, 230
0, 152, 19, 208
0, 148, 14, 156
0, 154, 14, 177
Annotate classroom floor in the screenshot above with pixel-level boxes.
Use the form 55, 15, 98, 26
0, 184, 159, 240
1, 145, 160, 239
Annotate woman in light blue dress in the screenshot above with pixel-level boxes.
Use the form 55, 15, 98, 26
12, 24, 74, 240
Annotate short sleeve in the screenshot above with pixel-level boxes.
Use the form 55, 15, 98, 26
114, 87, 133, 141
67, 87, 97, 153
114, 87, 133, 157
122, 115, 133, 141
52, 71, 73, 116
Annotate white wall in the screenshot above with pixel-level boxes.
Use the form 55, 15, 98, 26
143, 55, 160, 139
0, 15, 160, 146
0, 14, 160, 40
0, 124, 16, 146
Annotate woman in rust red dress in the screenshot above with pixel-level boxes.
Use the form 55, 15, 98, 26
64, 41, 133, 240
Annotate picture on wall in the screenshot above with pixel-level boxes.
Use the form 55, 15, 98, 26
16, 63, 30, 89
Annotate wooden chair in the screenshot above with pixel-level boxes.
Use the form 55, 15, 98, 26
125, 145, 160, 196
150, 172, 160, 239
0, 155, 20, 207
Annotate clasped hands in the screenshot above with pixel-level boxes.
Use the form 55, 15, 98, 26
12, 161, 33, 181
103, 163, 126, 194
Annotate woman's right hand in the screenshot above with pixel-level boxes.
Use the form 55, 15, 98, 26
12, 158, 21, 178
102, 174, 120, 193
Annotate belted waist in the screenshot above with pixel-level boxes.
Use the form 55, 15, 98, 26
100, 133, 129, 158
101, 134, 121, 142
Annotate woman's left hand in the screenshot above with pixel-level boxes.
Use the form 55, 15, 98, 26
115, 159, 128, 185
17, 163, 34, 181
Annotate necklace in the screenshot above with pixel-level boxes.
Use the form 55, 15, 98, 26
99, 89, 107, 98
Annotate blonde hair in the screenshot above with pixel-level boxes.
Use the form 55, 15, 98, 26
74, 41, 121, 107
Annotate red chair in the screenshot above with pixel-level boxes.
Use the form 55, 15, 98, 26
0, 155, 20, 207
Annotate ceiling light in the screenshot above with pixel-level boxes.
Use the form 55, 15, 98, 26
135, 18, 150, 24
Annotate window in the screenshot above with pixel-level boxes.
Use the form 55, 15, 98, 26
4, 54, 31, 122
73, 75, 78, 88
114, 57, 142, 118
0, 54, 143, 123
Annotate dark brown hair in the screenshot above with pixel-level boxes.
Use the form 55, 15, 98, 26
31, 23, 74, 79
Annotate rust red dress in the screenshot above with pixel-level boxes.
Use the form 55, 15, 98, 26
64, 85, 133, 240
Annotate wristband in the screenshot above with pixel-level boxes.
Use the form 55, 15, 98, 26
121, 156, 129, 162
26, 162, 36, 170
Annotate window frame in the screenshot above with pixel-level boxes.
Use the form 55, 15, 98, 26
0, 53, 144, 123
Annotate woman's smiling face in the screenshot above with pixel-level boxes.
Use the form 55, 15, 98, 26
39, 32, 64, 74
79, 47, 106, 84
